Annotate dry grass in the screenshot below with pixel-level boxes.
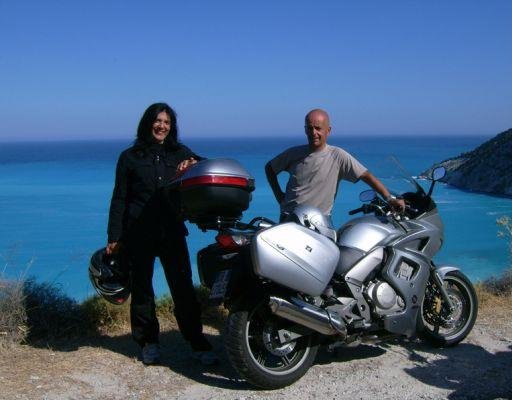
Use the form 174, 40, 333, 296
0, 279, 27, 346
79, 288, 227, 335
0, 267, 510, 347
80, 296, 131, 334
0, 275, 227, 347
475, 270, 512, 333
476, 267, 512, 302
476, 285, 512, 316
474, 284, 512, 341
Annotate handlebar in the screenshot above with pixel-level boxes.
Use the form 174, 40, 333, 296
348, 207, 364, 215
348, 198, 419, 217
348, 204, 375, 215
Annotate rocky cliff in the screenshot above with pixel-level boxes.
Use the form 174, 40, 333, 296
422, 128, 512, 196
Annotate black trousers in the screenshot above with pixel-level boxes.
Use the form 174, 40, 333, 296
127, 233, 208, 350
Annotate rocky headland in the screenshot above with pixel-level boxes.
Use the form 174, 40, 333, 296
422, 128, 512, 196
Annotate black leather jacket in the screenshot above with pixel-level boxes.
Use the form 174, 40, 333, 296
107, 142, 200, 243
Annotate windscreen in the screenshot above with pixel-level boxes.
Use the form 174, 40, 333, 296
376, 156, 426, 197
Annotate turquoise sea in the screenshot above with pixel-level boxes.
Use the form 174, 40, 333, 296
1, 136, 511, 301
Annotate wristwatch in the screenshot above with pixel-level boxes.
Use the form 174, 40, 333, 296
385, 194, 396, 202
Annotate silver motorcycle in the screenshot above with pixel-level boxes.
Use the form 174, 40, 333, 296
182, 161, 478, 389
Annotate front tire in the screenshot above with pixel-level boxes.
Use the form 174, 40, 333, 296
225, 299, 318, 389
418, 270, 478, 347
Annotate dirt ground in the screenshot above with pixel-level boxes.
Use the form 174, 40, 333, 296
1, 305, 511, 400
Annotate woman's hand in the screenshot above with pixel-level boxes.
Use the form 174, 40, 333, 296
106, 242, 120, 255
177, 158, 197, 173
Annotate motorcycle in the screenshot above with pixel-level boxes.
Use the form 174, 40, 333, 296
172, 158, 478, 389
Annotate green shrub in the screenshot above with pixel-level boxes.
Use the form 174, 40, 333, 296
488, 216, 512, 295
23, 278, 89, 341
497, 215, 512, 255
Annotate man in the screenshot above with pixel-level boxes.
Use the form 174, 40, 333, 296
265, 109, 405, 219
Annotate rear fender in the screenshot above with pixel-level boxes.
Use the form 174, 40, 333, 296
224, 259, 254, 298
208, 246, 260, 305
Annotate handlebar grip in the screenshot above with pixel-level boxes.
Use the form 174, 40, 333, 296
348, 207, 363, 215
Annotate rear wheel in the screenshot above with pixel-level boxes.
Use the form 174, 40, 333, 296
225, 299, 318, 389
418, 270, 478, 347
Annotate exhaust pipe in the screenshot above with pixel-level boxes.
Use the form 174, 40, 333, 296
269, 296, 346, 336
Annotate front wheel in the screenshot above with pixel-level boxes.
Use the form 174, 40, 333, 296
225, 299, 318, 389
418, 270, 478, 347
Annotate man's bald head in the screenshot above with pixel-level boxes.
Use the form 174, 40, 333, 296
305, 109, 330, 126
304, 109, 331, 151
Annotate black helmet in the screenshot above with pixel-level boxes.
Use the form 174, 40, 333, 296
89, 248, 130, 305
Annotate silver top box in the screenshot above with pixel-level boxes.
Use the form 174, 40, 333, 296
172, 158, 255, 190
169, 158, 255, 230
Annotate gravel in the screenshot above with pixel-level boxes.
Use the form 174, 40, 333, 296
1, 316, 511, 400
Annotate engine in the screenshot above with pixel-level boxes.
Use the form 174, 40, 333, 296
365, 280, 405, 315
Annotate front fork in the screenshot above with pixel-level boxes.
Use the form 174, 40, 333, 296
429, 263, 455, 311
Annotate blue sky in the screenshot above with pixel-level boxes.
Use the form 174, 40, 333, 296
0, 0, 511, 141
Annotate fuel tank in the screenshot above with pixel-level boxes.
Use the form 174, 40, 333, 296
336, 215, 402, 275
252, 222, 340, 296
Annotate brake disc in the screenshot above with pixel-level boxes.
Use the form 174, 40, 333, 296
262, 324, 297, 356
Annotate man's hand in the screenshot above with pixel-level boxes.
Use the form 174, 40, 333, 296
388, 197, 406, 213
360, 171, 405, 213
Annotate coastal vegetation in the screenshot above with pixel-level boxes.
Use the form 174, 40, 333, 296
1, 269, 510, 348
0, 275, 227, 346
1, 216, 512, 347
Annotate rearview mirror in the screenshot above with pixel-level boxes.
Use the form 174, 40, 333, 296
359, 190, 376, 202
432, 166, 446, 181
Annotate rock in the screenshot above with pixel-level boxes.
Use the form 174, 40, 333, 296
421, 128, 512, 196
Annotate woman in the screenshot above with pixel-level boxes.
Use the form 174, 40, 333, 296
106, 103, 217, 366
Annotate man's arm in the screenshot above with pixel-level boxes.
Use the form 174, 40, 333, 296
265, 162, 285, 204
360, 170, 405, 211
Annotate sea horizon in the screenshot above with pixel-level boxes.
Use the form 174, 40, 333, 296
0, 132, 496, 142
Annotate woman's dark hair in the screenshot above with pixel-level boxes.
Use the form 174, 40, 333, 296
135, 103, 179, 150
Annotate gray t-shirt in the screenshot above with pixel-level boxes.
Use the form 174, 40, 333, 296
269, 144, 367, 215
